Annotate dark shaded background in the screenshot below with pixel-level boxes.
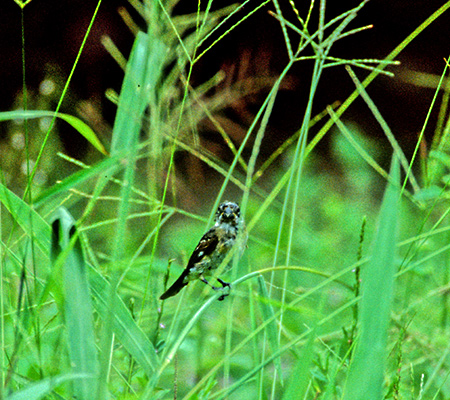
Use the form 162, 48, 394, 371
1, 0, 449, 161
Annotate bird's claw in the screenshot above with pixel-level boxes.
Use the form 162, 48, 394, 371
214, 279, 231, 301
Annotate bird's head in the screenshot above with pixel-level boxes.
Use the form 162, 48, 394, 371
215, 201, 241, 226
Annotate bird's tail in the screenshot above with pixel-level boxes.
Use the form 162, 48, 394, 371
160, 270, 189, 300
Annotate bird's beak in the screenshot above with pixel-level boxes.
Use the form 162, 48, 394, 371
222, 206, 237, 221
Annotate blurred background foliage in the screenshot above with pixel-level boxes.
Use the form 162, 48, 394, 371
2, 0, 450, 399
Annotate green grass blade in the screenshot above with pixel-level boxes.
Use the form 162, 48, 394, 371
6, 373, 88, 400
257, 275, 283, 385
0, 189, 158, 376
96, 29, 162, 400
281, 331, 315, 400
345, 66, 419, 193
0, 110, 107, 155
110, 31, 146, 154
110, 31, 166, 154
343, 155, 400, 400
306, 1, 450, 155
0, 182, 50, 251
145, 293, 225, 395
33, 155, 120, 207
51, 208, 98, 399
88, 267, 158, 375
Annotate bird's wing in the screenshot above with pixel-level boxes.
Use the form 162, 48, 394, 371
186, 228, 219, 268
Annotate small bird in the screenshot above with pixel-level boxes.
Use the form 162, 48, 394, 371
160, 201, 247, 301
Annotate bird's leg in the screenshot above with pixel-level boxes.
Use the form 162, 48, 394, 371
216, 278, 231, 301
200, 277, 230, 301
201, 277, 220, 290
217, 278, 230, 289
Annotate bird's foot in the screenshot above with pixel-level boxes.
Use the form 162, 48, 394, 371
201, 277, 231, 301
216, 278, 230, 301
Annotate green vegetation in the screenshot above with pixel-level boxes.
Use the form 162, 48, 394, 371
2, 0, 450, 399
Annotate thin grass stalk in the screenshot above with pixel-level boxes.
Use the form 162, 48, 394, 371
169, 137, 246, 190
208, 61, 295, 228
394, 181, 450, 279
426, 59, 449, 183
272, 0, 294, 59
212, 296, 360, 400
258, 276, 283, 384
22, 7, 44, 371
182, 262, 363, 398
431, 61, 450, 152
0, 203, 3, 396
119, 210, 175, 291
328, 106, 390, 181
145, 8, 199, 323
306, 0, 450, 156
19, 12, 41, 361
223, 293, 233, 388
22, 0, 103, 202
5, 264, 27, 388
398, 241, 450, 279
248, 281, 261, 397
270, 0, 353, 392
194, 0, 216, 46
157, 0, 192, 63
6, 6, 40, 384
438, 230, 450, 329
346, 66, 420, 192
422, 343, 450, 396
186, 78, 248, 172
194, 0, 271, 63
238, 56, 290, 399
435, 97, 450, 158
252, 101, 338, 184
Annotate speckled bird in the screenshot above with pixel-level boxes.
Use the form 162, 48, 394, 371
160, 201, 247, 301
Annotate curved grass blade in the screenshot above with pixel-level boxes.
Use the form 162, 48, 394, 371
0, 110, 107, 155
143, 292, 225, 397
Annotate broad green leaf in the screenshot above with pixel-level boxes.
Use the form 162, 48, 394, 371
110, 31, 166, 155
343, 155, 400, 400
51, 208, 98, 399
